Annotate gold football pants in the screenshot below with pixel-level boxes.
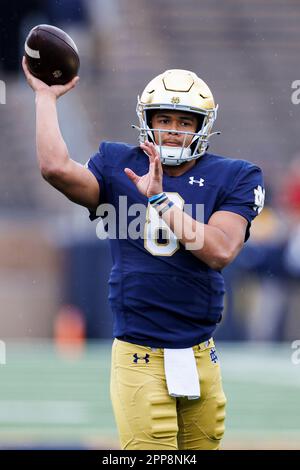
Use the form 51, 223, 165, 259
110, 338, 226, 450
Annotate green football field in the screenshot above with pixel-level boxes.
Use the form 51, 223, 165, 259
0, 341, 299, 449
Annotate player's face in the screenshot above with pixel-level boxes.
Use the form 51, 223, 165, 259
151, 111, 198, 147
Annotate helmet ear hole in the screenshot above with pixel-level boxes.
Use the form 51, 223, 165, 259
146, 110, 154, 128
144, 110, 156, 144
197, 114, 205, 132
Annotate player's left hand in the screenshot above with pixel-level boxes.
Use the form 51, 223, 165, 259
124, 141, 163, 197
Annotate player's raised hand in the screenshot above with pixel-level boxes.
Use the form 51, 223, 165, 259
22, 56, 79, 99
124, 141, 163, 197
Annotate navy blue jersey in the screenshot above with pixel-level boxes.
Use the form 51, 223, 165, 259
86, 142, 264, 348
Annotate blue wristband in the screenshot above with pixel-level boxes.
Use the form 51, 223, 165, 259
148, 192, 165, 203
152, 195, 168, 207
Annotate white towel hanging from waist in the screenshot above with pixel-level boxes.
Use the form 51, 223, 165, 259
164, 347, 200, 400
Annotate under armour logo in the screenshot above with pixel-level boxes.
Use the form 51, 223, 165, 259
210, 348, 218, 364
133, 353, 150, 364
189, 176, 205, 186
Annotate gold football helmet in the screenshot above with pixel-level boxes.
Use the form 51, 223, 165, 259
134, 69, 219, 166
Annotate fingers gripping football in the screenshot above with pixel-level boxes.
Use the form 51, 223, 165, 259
22, 56, 79, 98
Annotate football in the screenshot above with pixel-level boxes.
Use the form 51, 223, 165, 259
24, 24, 80, 86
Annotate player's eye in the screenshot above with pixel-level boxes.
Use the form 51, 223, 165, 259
158, 119, 169, 125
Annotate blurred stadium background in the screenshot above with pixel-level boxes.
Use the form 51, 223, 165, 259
0, 0, 300, 450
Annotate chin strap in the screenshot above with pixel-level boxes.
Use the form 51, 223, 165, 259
155, 145, 191, 166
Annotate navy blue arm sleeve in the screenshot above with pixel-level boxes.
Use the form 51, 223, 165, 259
217, 163, 265, 241
85, 143, 106, 221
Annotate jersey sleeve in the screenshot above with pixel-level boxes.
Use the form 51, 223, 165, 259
217, 162, 265, 241
85, 142, 107, 221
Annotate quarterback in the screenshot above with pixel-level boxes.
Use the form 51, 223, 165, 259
23, 59, 264, 450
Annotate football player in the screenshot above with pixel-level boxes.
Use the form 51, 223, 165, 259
23, 59, 264, 450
